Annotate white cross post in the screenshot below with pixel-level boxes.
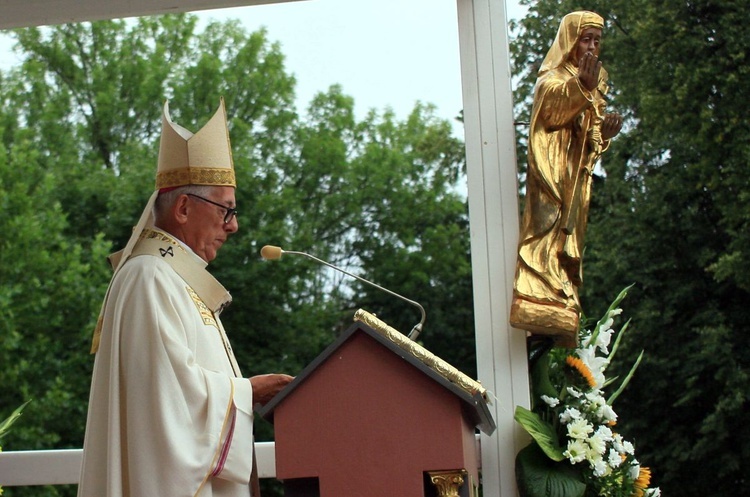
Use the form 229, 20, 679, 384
456, 0, 531, 494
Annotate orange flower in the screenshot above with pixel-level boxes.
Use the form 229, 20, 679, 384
632, 466, 652, 497
565, 356, 597, 388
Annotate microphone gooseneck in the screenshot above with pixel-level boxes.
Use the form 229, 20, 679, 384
260, 245, 426, 340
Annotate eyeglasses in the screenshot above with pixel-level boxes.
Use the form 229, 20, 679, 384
186, 194, 238, 224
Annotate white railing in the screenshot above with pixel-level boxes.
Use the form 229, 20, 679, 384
0, 442, 278, 487
0, 436, 482, 487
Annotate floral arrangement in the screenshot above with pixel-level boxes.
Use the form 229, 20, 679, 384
514, 286, 660, 497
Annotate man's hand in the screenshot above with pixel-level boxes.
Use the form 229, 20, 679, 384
601, 113, 623, 140
578, 52, 602, 92
250, 373, 294, 406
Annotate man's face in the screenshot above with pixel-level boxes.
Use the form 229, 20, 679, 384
182, 186, 238, 262
574, 27, 602, 65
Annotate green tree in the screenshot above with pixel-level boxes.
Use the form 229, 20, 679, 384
511, 1, 750, 494
1, 13, 476, 497
10, 16, 199, 246
0, 127, 111, 447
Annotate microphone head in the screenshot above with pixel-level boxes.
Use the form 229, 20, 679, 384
260, 245, 283, 260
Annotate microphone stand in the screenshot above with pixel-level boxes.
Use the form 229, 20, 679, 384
282, 249, 426, 340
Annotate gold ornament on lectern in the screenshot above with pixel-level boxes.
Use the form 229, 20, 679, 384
353, 310, 487, 400
428, 470, 469, 497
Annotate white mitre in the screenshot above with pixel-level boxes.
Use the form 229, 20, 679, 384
156, 99, 235, 190
113, 98, 235, 270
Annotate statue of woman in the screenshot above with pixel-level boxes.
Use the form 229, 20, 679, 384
510, 11, 623, 346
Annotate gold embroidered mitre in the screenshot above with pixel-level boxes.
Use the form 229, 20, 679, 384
156, 98, 236, 190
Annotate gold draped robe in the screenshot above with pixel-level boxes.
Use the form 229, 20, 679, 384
510, 12, 610, 345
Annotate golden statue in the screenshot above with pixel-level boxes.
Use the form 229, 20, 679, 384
510, 11, 623, 346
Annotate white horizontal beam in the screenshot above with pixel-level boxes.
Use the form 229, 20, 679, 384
0, 449, 82, 486
0, 442, 277, 486
0, 435, 481, 487
0, 0, 304, 29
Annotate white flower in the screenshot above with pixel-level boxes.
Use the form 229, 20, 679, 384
587, 431, 608, 455
577, 347, 608, 387
567, 418, 594, 439
594, 425, 614, 442
597, 403, 618, 424
629, 463, 641, 479
607, 448, 623, 468
560, 407, 582, 424
564, 439, 588, 464
593, 310, 623, 352
585, 390, 607, 406
541, 395, 560, 407
645, 489, 661, 497
589, 454, 609, 476
611, 433, 625, 453
622, 440, 635, 455
595, 327, 614, 354
567, 386, 583, 398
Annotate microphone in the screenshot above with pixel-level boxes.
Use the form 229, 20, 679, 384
260, 245, 426, 340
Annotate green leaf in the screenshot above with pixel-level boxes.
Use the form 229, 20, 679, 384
606, 318, 631, 364
514, 405, 565, 461
608, 350, 644, 406
531, 348, 559, 406
0, 399, 31, 440
516, 443, 587, 497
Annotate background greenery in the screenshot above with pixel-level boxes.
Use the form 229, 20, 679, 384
1, 1, 748, 495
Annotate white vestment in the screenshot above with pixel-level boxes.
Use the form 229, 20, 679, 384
78, 229, 255, 497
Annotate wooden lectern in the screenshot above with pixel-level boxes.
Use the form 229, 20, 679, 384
259, 310, 496, 497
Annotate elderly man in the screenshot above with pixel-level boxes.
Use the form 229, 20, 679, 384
78, 99, 292, 497
510, 11, 623, 346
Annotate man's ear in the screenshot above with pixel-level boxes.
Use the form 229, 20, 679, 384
172, 194, 191, 225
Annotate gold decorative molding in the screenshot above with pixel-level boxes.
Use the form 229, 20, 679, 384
428, 470, 467, 497
353, 309, 487, 400
156, 166, 236, 189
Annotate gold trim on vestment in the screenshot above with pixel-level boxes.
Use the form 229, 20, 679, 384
91, 228, 233, 354
135, 228, 232, 313
187, 287, 220, 330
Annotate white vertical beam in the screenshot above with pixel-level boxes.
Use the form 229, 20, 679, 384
455, 0, 530, 495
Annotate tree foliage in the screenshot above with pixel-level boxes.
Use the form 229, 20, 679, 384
0, 14, 473, 496
511, 0, 750, 495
